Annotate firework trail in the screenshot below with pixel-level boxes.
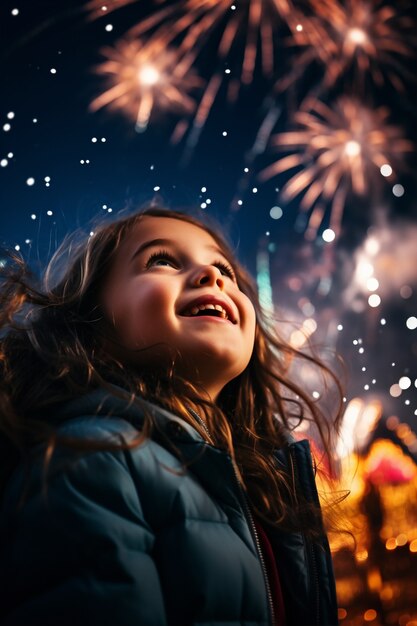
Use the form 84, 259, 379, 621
173, 0, 292, 155
231, 99, 282, 211
176, 0, 292, 84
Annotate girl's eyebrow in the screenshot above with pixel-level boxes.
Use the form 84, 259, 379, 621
129, 237, 227, 264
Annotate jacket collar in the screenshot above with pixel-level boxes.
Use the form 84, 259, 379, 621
55, 386, 312, 556
56, 384, 296, 449
56, 385, 259, 553
56, 384, 206, 444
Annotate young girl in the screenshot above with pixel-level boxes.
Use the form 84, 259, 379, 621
0, 206, 342, 626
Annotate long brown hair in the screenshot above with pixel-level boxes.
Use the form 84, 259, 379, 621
0, 206, 344, 531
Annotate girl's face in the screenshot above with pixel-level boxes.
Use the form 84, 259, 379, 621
101, 216, 256, 400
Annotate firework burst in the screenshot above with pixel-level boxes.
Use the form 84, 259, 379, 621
260, 96, 414, 238
86, 0, 292, 83
87, 0, 291, 83
87, 0, 291, 146
90, 36, 202, 132
281, 0, 416, 92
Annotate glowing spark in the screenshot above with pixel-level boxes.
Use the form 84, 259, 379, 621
90, 37, 202, 132
260, 96, 413, 238
344, 140, 361, 157
85, 0, 141, 20
138, 65, 160, 86
346, 27, 368, 45
282, 0, 416, 91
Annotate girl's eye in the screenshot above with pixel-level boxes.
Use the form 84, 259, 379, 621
214, 260, 236, 280
145, 250, 177, 269
145, 250, 236, 280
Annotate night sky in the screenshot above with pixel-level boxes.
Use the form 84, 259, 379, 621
1, 0, 416, 444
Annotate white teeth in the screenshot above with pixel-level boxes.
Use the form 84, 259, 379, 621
214, 306, 228, 319
185, 303, 229, 319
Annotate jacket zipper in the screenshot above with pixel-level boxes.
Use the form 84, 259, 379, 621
309, 542, 320, 626
186, 406, 215, 445
230, 457, 276, 626
288, 446, 320, 626
186, 407, 275, 625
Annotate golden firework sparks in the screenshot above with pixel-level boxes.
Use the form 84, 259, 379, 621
87, 0, 292, 83
90, 36, 202, 132
283, 0, 416, 91
260, 96, 414, 238
87, 0, 291, 146
178, 0, 292, 84
87, 0, 292, 69
168, 0, 292, 156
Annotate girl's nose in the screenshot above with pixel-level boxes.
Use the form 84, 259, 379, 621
192, 265, 225, 290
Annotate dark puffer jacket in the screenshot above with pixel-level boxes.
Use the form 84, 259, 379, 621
0, 388, 339, 626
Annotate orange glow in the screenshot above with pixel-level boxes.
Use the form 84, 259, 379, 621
355, 549, 368, 562
338, 608, 347, 619
397, 424, 412, 438
380, 525, 393, 540
364, 439, 417, 484
403, 432, 417, 446
380, 586, 394, 601
396, 533, 408, 546
330, 425, 417, 619
386, 415, 400, 430
367, 568, 382, 592
364, 609, 378, 621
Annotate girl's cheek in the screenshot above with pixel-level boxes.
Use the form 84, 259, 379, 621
245, 297, 256, 325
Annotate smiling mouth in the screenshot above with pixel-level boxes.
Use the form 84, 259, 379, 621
181, 303, 232, 321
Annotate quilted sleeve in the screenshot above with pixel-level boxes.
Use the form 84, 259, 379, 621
0, 442, 168, 626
